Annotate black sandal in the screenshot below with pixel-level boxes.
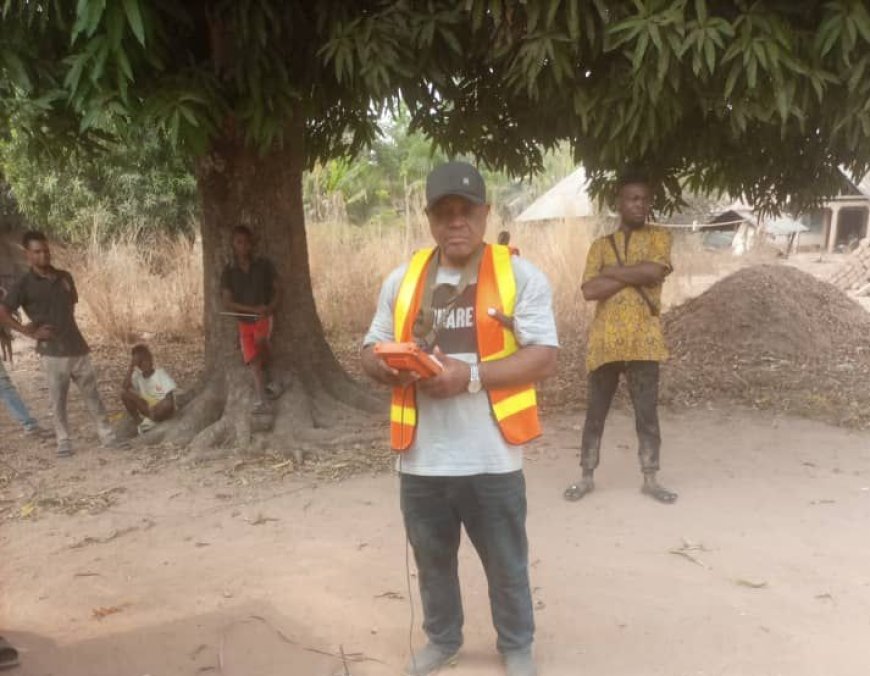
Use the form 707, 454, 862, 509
642, 483, 678, 504
0, 636, 20, 670
563, 480, 594, 502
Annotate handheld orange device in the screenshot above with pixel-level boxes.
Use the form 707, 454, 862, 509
374, 342, 443, 379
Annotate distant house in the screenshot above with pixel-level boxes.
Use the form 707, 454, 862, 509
800, 170, 870, 252
515, 167, 595, 222
515, 165, 870, 255
708, 169, 870, 253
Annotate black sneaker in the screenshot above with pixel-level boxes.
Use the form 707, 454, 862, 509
24, 425, 52, 441
503, 648, 537, 676
404, 643, 459, 675
264, 381, 284, 400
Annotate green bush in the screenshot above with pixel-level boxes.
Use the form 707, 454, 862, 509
0, 125, 197, 242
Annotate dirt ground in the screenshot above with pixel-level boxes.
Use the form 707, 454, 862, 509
3, 344, 870, 676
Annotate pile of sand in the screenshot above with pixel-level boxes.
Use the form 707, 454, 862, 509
665, 264, 870, 361
662, 265, 870, 428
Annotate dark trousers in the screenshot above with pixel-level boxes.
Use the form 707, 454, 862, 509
400, 471, 534, 654
581, 360, 661, 473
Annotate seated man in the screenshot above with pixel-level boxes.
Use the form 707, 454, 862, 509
120, 344, 177, 434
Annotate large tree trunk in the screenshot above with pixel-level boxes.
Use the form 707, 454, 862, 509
145, 116, 382, 455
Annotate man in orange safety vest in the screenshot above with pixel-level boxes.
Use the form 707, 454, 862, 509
361, 161, 559, 676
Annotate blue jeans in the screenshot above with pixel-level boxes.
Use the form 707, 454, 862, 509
0, 359, 37, 431
400, 471, 534, 654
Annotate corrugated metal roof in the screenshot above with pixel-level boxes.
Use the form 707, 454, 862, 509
837, 166, 870, 199
763, 217, 809, 235
851, 172, 870, 199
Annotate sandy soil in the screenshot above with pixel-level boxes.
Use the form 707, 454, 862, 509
3, 367, 870, 676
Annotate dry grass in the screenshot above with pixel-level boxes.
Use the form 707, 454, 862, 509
68, 215, 744, 356
68, 231, 203, 344
308, 216, 606, 345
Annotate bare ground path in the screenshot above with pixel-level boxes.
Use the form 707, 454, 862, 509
3, 403, 870, 676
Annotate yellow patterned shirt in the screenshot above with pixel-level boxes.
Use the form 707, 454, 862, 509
583, 225, 672, 373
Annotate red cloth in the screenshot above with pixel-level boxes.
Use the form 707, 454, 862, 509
238, 316, 272, 363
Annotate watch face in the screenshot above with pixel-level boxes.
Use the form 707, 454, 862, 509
468, 367, 482, 394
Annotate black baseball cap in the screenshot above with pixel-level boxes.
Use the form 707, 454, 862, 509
425, 161, 487, 209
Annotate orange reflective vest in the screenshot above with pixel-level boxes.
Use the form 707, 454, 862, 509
390, 244, 541, 451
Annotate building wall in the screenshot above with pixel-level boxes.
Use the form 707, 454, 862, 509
795, 200, 870, 252
797, 209, 829, 250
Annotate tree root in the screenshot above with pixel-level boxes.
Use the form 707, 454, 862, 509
130, 363, 385, 457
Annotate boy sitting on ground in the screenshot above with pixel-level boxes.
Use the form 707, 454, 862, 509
120, 344, 177, 434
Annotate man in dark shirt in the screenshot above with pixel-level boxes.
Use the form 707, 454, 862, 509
0, 231, 118, 456
220, 225, 281, 411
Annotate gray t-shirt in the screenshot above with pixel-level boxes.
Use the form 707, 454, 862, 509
363, 255, 559, 477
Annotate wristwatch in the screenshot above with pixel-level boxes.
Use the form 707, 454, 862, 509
467, 363, 482, 394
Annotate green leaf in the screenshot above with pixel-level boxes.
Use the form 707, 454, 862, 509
566, 0, 580, 40
122, 0, 146, 46
90, 38, 110, 83
724, 61, 740, 98
775, 86, 789, 122
116, 61, 130, 103
169, 108, 180, 146
632, 30, 650, 70
31, 89, 66, 111
439, 26, 462, 55
178, 104, 199, 128
845, 13, 857, 47
656, 44, 670, 82
526, 1, 541, 32
649, 23, 663, 52
694, 0, 707, 24
753, 40, 767, 72
847, 54, 868, 91
1, 49, 32, 91
71, 0, 87, 41
545, 0, 561, 29
63, 54, 86, 95
667, 29, 684, 57
704, 37, 715, 73
79, 105, 102, 131
747, 57, 757, 88
810, 73, 824, 101
106, 2, 125, 47
117, 47, 133, 81
854, 1, 870, 42
818, 18, 841, 57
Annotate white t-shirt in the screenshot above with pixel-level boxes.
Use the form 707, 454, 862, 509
132, 367, 177, 407
363, 255, 559, 477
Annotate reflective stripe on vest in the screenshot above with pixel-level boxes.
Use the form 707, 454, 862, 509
390, 248, 436, 451
388, 244, 540, 451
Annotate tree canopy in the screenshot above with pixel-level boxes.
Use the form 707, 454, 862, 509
1, 0, 868, 214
